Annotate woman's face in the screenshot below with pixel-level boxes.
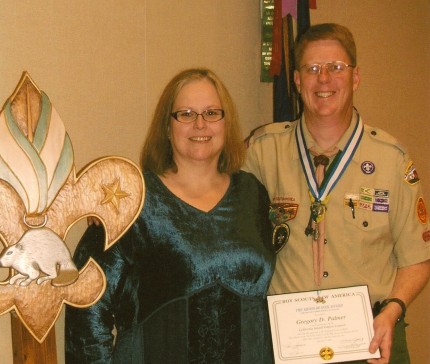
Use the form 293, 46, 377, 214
170, 79, 225, 170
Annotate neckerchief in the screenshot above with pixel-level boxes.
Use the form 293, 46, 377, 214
296, 112, 363, 203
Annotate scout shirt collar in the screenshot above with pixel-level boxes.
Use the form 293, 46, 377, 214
296, 109, 363, 202
301, 108, 360, 156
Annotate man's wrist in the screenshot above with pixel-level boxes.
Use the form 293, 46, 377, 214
380, 298, 406, 322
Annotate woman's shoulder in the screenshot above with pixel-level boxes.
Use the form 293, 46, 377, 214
234, 170, 264, 186
143, 170, 157, 184
233, 170, 269, 197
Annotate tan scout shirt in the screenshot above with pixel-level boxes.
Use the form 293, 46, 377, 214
243, 115, 430, 304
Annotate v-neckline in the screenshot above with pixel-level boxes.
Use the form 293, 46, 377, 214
152, 172, 233, 214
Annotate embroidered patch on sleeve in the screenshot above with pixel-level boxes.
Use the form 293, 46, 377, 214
404, 161, 420, 185
417, 197, 428, 224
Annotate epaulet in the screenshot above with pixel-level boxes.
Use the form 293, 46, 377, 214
245, 120, 296, 145
364, 124, 407, 155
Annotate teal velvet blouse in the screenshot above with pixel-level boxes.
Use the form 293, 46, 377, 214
65, 170, 275, 363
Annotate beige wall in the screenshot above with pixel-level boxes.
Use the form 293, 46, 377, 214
0, 1, 428, 363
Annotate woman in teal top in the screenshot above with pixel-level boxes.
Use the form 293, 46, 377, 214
65, 68, 275, 363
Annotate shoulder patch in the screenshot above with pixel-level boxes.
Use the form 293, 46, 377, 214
246, 120, 296, 146
405, 161, 420, 185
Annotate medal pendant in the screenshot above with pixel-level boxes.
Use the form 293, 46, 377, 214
311, 201, 326, 223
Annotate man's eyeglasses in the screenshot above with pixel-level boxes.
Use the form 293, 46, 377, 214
171, 109, 225, 123
300, 61, 355, 75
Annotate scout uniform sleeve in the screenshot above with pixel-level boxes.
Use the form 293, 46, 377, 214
243, 121, 294, 186
243, 123, 271, 182
390, 151, 430, 267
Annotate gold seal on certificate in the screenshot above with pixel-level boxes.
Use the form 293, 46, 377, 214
319, 347, 334, 360
267, 285, 381, 363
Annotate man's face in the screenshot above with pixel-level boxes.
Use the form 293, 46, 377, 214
294, 39, 360, 122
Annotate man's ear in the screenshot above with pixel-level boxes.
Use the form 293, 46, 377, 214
352, 66, 360, 92
294, 70, 301, 93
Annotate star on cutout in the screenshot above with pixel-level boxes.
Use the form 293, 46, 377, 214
101, 179, 130, 211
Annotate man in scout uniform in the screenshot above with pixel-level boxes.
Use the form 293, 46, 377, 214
244, 23, 430, 364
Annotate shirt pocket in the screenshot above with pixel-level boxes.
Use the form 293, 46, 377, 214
341, 203, 391, 266
342, 191, 390, 232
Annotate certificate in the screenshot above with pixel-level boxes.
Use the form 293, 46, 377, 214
267, 285, 381, 363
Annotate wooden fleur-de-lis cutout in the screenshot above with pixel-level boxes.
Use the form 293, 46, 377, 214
0, 72, 145, 342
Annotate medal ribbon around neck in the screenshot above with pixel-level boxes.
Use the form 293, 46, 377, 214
296, 112, 363, 204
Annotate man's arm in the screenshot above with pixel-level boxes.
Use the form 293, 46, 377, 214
367, 259, 430, 364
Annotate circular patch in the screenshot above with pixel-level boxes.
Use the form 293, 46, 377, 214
361, 161, 375, 175
417, 197, 428, 224
272, 223, 290, 253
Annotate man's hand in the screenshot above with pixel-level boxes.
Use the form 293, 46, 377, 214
367, 303, 401, 364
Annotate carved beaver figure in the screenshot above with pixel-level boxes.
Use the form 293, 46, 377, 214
0, 227, 79, 287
